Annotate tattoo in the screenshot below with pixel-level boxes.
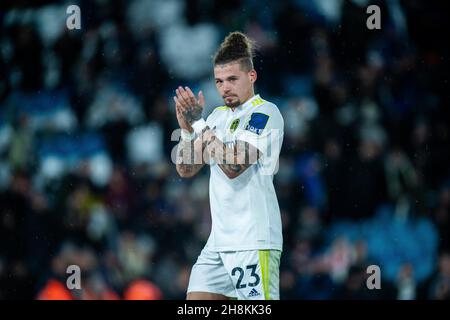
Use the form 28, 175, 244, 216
207, 138, 260, 178
220, 163, 246, 174
218, 141, 251, 175
182, 104, 203, 124
176, 139, 202, 176
176, 127, 260, 179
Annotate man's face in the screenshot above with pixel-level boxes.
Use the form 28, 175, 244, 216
214, 62, 257, 108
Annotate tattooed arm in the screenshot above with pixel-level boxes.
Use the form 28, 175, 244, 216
175, 127, 211, 178
173, 86, 208, 178
175, 139, 200, 178
205, 133, 261, 179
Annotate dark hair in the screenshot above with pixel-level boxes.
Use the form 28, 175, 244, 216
213, 31, 256, 71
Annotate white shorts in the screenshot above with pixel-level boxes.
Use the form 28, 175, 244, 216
187, 247, 281, 300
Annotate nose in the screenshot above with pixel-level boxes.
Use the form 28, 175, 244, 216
223, 82, 232, 93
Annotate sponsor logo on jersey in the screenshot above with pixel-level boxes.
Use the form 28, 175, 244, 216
245, 113, 269, 135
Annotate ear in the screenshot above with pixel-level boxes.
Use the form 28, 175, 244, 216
248, 69, 257, 84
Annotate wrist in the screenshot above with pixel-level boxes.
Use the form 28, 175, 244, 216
204, 132, 217, 147
192, 118, 207, 135
180, 128, 195, 141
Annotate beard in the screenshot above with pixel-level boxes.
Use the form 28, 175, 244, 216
223, 95, 241, 108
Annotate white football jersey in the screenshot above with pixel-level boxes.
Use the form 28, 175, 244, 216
203, 94, 284, 252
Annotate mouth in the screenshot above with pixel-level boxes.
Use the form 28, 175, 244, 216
223, 95, 240, 108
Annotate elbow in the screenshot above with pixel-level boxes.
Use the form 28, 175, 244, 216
176, 166, 194, 178
225, 172, 240, 180
177, 170, 193, 179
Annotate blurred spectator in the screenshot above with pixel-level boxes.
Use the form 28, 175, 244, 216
8, 115, 33, 170
396, 263, 417, 300
334, 265, 379, 300
85, 80, 144, 163
433, 184, 450, 252
340, 124, 387, 219
7, 24, 44, 90
78, 272, 120, 300
384, 148, 420, 203
105, 167, 134, 225
116, 231, 156, 284
159, 22, 219, 80
427, 253, 450, 300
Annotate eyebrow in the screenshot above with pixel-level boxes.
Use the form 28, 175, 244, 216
215, 75, 239, 81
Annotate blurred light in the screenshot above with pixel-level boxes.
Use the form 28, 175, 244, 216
124, 279, 163, 300
40, 156, 65, 180
126, 123, 163, 165
89, 153, 113, 187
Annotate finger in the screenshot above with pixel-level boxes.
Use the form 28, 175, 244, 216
176, 90, 190, 109
174, 97, 181, 113
178, 86, 192, 105
178, 86, 190, 104
174, 96, 182, 108
178, 102, 189, 117
184, 86, 198, 106
175, 97, 188, 115
174, 97, 183, 115
175, 89, 189, 108
184, 86, 194, 97
173, 96, 179, 107
176, 109, 189, 128
198, 90, 205, 107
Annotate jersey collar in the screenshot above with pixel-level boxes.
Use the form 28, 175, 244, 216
230, 94, 260, 112
227, 94, 260, 112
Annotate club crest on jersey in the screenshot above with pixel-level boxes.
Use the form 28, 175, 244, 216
245, 113, 269, 135
230, 118, 240, 133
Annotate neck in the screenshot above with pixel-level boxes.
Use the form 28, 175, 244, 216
231, 90, 255, 111
243, 90, 255, 104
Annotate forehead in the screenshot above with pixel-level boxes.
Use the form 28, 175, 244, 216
214, 62, 244, 78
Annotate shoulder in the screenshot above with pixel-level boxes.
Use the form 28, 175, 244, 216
206, 105, 228, 125
208, 105, 228, 117
213, 105, 229, 112
252, 98, 284, 127
243, 99, 284, 136
209, 106, 228, 116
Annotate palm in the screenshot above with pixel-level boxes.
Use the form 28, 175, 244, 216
174, 87, 205, 130
176, 105, 192, 131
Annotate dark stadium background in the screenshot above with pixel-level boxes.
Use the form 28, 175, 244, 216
0, 0, 449, 300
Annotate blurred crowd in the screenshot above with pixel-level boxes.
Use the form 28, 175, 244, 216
0, 0, 449, 299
